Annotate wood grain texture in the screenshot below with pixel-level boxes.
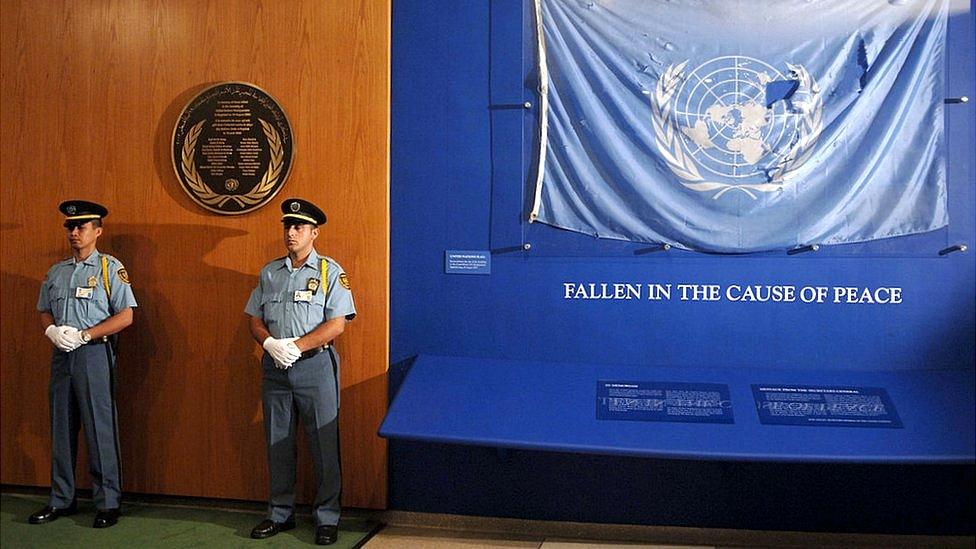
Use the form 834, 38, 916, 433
0, 0, 389, 509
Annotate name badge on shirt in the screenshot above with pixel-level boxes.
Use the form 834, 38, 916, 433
294, 290, 313, 302
75, 287, 94, 299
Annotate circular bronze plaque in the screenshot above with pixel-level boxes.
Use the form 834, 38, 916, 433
172, 82, 294, 215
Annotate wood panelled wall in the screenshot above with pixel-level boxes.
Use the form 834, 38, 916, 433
0, 0, 389, 508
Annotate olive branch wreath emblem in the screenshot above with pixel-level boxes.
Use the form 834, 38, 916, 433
652, 60, 823, 200
180, 119, 284, 208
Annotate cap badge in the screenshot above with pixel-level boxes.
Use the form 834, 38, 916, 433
66, 205, 76, 215
290, 202, 301, 212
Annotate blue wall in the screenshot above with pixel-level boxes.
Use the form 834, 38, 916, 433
390, 1, 975, 534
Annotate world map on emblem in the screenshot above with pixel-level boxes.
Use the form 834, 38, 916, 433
660, 56, 821, 193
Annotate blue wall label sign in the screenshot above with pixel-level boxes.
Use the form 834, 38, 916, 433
445, 250, 491, 275
752, 385, 903, 428
597, 381, 734, 424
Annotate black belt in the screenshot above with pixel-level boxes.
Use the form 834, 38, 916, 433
86, 337, 110, 346
299, 346, 327, 361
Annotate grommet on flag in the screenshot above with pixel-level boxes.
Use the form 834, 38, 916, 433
635, 243, 672, 256
787, 244, 820, 256
938, 244, 967, 256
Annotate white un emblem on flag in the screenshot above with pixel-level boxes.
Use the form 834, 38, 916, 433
651, 56, 823, 200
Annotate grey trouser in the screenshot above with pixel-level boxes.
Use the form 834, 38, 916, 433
48, 342, 122, 510
262, 348, 341, 526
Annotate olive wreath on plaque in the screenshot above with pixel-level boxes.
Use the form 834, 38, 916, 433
180, 119, 284, 208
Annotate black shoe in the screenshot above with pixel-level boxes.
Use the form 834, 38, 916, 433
250, 517, 296, 539
316, 524, 338, 545
93, 508, 121, 528
28, 502, 77, 524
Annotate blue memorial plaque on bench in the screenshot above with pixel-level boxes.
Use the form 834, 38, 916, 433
752, 385, 903, 428
597, 381, 734, 424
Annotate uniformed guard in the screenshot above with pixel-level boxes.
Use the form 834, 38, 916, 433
245, 198, 356, 546
30, 200, 137, 529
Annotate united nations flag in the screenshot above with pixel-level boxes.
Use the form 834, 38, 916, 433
530, 0, 949, 252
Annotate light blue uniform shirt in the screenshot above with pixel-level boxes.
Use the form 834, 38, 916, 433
245, 249, 356, 339
37, 250, 138, 329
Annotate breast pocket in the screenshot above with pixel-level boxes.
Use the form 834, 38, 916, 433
261, 293, 285, 331
298, 292, 326, 328
82, 285, 111, 321
48, 283, 68, 318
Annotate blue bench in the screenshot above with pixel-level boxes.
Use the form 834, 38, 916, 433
380, 355, 975, 464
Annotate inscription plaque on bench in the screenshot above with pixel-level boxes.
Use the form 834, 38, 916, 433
597, 381, 734, 424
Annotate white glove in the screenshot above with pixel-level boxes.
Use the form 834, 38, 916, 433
283, 339, 301, 363
61, 327, 86, 351
263, 337, 301, 369
273, 338, 301, 369
44, 324, 64, 349
45, 325, 81, 352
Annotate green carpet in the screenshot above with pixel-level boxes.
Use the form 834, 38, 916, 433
1, 493, 377, 548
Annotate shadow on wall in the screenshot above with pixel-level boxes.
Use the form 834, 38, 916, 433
106, 223, 265, 497
0, 273, 48, 482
